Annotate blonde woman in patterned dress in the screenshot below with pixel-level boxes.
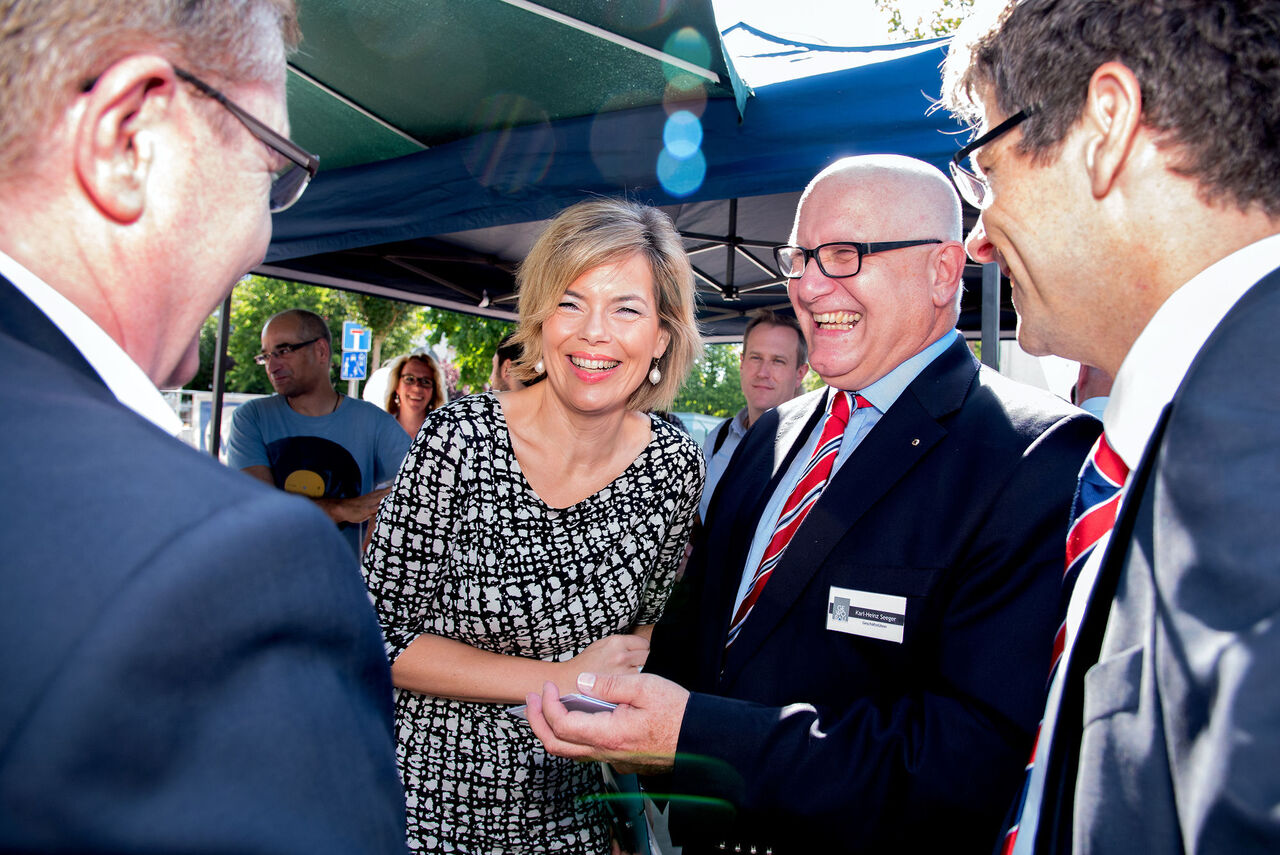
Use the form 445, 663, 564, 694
362, 198, 705, 854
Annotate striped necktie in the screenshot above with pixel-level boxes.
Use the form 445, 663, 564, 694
725, 390, 870, 648
1002, 431, 1129, 855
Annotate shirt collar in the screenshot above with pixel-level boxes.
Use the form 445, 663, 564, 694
851, 329, 960, 413
1107, 232, 1280, 469
0, 249, 183, 435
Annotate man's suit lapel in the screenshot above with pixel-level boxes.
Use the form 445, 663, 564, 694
722, 337, 978, 681
699, 393, 826, 660
0, 275, 102, 385
1036, 403, 1173, 854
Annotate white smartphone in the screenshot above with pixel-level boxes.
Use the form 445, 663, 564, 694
507, 692, 618, 720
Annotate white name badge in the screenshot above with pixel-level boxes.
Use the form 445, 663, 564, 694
827, 586, 907, 644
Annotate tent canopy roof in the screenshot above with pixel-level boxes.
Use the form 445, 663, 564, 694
262, 9, 1015, 338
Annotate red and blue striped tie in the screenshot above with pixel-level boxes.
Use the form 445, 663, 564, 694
725, 390, 870, 648
1001, 431, 1129, 855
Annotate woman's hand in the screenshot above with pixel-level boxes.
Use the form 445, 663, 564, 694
566, 633, 650, 679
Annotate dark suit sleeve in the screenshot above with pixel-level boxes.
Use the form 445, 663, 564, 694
1157, 313, 1280, 851
647, 513, 713, 687
2, 494, 407, 853
672, 412, 1099, 849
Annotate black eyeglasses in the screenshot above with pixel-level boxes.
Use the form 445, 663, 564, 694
773, 240, 943, 279
253, 337, 321, 365
173, 67, 319, 212
400, 374, 434, 387
949, 109, 1032, 209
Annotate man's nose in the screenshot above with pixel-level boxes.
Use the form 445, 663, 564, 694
788, 260, 837, 305
964, 217, 997, 265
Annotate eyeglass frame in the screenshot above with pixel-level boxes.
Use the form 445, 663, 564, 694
253, 337, 322, 365
172, 66, 319, 212
398, 374, 435, 387
948, 108, 1033, 209
773, 239, 944, 280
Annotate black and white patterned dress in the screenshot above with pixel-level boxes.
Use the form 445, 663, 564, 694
362, 393, 704, 854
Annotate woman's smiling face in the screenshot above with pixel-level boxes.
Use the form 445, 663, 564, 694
540, 252, 671, 416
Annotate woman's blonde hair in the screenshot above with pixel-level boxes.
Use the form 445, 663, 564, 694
511, 198, 702, 412
386, 352, 445, 415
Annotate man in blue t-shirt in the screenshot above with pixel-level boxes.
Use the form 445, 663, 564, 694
228, 309, 410, 558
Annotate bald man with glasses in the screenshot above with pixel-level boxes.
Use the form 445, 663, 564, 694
0, 2, 405, 850
526, 154, 1099, 855
227, 308, 410, 558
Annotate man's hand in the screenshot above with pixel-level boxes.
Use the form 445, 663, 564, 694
525, 672, 689, 774
316, 487, 391, 525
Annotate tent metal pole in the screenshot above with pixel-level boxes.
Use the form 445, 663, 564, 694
981, 261, 1000, 370
724, 198, 738, 300
209, 293, 232, 460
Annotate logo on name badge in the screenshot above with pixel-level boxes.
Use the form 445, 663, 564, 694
826, 586, 906, 644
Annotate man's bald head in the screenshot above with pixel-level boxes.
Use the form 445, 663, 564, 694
785, 154, 968, 390
796, 154, 963, 244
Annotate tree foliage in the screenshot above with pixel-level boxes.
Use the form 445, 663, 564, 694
187, 276, 430, 395
672, 343, 744, 417
874, 0, 973, 39
345, 292, 430, 376
420, 309, 515, 394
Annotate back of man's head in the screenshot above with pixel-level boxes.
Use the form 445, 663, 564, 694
944, 0, 1280, 218
0, 0, 300, 182
0, 1, 303, 389
495, 333, 522, 368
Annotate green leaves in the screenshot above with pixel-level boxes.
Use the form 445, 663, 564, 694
188, 277, 429, 396
671, 343, 744, 418
420, 310, 514, 394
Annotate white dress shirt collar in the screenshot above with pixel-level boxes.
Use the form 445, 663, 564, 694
0, 249, 183, 435
1107, 233, 1280, 470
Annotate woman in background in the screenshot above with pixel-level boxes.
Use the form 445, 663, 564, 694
362, 198, 705, 854
385, 351, 445, 438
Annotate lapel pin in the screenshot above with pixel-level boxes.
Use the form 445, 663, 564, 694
911, 438, 920, 446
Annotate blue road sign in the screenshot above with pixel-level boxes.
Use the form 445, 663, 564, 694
341, 351, 367, 381
342, 321, 371, 352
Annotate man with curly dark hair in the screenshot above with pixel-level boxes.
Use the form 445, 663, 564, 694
943, 1, 1280, 852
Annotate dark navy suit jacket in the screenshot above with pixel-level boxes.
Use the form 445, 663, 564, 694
0, 277, 407, 852
1035, 265, 1280, 854
647, 336, 1100, 854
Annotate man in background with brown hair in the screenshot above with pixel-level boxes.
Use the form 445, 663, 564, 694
0, 1, 405, 850
699, 309, 809, 521
944, 1, 1280, 851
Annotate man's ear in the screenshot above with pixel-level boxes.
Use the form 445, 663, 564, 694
72, 56, 178, 223
1081, 61, 1143, 200
500, 359, 518, 386
930, 242, 967, 309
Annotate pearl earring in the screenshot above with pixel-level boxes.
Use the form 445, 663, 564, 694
649, 359, 662, 386
534, 360, 544, 374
